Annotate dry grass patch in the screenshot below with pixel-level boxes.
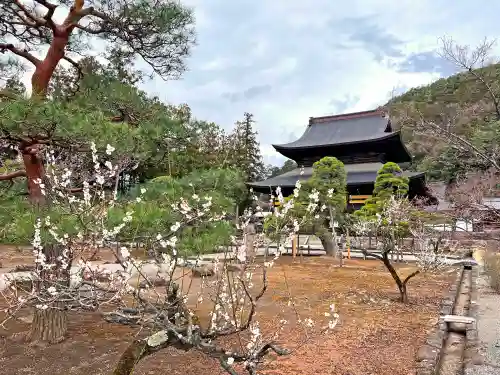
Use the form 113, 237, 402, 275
484, 248, 500, 292
0, 254, 454, 375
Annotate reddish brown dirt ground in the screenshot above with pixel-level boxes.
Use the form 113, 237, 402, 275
0, 246, 454, 375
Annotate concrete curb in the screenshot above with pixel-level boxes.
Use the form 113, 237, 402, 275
415, 268, 463, 375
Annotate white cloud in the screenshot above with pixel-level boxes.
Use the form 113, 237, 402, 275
156, 0, 500, 168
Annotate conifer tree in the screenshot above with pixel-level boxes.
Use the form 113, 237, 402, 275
230, 112, 265, 182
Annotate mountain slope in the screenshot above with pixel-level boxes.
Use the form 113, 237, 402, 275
385, 63, 500, 180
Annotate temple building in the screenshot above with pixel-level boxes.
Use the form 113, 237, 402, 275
248, 109, 435, 210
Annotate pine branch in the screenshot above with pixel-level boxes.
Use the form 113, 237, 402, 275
12, 0, 46, 26
0, 170, 26, 181
0, 43, 41, 67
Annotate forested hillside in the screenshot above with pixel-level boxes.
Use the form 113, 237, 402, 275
385, 60, 500, 183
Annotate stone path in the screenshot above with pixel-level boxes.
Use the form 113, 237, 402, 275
466, 270, 500, 375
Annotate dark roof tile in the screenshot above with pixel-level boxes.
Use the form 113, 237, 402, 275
273, 109, 392, 150
248, 164, 424, 190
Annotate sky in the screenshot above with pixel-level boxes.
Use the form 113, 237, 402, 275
139, 0, 500, 167
13, 1, 500, 167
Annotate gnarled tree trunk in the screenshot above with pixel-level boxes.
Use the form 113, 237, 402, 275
112, 340, 149, 375
20, 144, 45, 204
31, 29, 71, 97
381, 254, 420, 303
23, 21, 73, 201
112, 332, 182, 375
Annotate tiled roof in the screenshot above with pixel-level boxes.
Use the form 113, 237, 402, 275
273, 109, 393, 150
248, 164, 425, 190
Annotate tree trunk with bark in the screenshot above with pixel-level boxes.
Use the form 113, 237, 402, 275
30, 244, 71, 343
112, 340, 149, 375
20, 144, 45, 204
327, 207, 342, 265
381, 254, 420, 303
18, 18, 74, 201
111, 332, 184, 375
317, 231, 336, 256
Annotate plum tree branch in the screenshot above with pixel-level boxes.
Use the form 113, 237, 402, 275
60, 54, 84, 98
361, 249, 384, 261
403, 270, 420, 286
416, 114, 500, 171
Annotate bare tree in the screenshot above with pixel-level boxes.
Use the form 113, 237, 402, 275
439, 37, 500, 119
353, 197, 447, 303
390, 37, 500, 173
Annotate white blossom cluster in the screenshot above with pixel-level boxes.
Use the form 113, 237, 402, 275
1, 143, 340, 374
354, 196, 448, 272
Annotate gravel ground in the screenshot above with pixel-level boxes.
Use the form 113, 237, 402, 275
466, 270, 500, 375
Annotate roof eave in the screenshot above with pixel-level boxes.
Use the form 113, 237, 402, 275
247, 170, 426, 190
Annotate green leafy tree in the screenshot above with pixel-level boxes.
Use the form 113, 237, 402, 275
353, 163, 419, 302
48, 56, 234, 181
266, 159, 297, 178
354, 196, 419, 303
282, 157, 347, 257
354, 162, 410, 255
111, 168, 246, 256
310, 157, 347, 260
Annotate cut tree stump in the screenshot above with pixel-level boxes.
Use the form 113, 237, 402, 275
191, 265, 214, 277
29, 303, 68, 344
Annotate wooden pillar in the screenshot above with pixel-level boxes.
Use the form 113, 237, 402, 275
347, 228, 351, 259
292, 235, 297, 258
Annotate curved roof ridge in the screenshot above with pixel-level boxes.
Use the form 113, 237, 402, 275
309, 109, 385, 124
273, 109, 392, 150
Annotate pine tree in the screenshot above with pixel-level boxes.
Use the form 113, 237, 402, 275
231, 112, 265, 182
357, 162, 409, 217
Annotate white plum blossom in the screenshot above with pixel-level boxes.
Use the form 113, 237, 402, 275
105, 144, 115, 155
170, 222, 181, 232
236, 245, 247, 262
327, 188, 334, 198
120, 247, 130, 259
